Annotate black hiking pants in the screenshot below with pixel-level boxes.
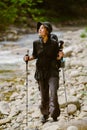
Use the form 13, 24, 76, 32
38, 77, 60, 119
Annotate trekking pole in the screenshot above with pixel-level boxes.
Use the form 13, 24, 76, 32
61, 58, 69, 121
25, 50, 29, 126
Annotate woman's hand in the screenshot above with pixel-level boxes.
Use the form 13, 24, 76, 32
23, 55, 30, 62
23, 55, 35, 62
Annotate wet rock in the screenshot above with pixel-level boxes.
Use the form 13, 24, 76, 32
0, 101, 10, 115
0, 116, 11, 125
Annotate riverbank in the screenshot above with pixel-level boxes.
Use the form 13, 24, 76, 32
0, 27, 87, 130
0, 19, 87, 41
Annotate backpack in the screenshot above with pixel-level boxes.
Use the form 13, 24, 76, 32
50, 33, 64, 68
51, 33, 64, 50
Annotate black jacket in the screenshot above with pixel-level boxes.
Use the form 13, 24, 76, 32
32, 37, 59, 80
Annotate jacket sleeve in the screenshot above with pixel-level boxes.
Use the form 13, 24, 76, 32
53, 40, 59, 59
32, 41, 37, 59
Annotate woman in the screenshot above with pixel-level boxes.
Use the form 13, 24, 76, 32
24, 22, 63, 123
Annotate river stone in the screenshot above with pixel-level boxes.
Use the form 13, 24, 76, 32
70, 60, 83, 67
43, 125, 60, 130
64, 46, 73, 57
78, 76, 87, 84
63, 118, 87, 130
24, 127, 30, 130
24, 127, 39, 130
81, 105, 87, 112
0, 101, 10, 115
10, 92, 19, 101
0, 116, 12, 125
67, 104, 77, 115
67, 126, 78, 130
59, 95, 80, 109
70, 70, 80, 77
6, 29, 18, 41
67, 96, 80, 109
78, 111, 87, 119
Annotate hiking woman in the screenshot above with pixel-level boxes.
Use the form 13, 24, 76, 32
24, 22, 63, 123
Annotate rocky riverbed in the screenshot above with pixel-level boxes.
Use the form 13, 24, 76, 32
0, 27, 87, 130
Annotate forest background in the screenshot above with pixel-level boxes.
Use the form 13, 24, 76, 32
0, 0, 87, 31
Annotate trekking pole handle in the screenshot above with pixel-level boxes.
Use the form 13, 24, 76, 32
25, 50, 29, 63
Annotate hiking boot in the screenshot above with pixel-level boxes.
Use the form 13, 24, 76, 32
53, 117, 57, 122
41, 115, 48, 123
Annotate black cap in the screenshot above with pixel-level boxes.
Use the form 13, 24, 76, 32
37, 22, 52, 33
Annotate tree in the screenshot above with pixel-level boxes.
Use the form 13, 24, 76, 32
0, 0, 44, 30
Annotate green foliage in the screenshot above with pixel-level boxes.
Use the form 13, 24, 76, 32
80, 27, 87, 38
0, 0, 44, 30
80, 33, 87, 38
0, 0, 87, 30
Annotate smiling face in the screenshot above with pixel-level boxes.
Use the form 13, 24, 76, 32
38, 25, 49, 38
